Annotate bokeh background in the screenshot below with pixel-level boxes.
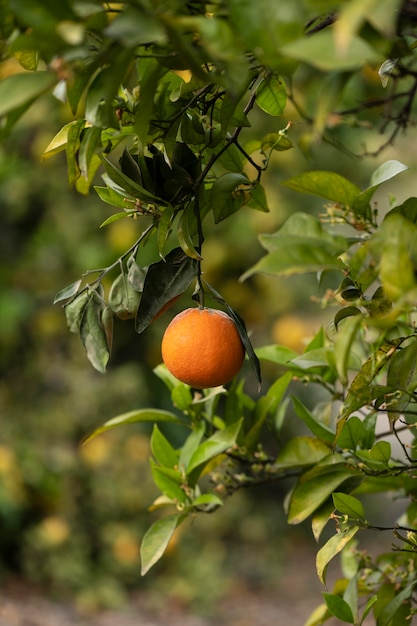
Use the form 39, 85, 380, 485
1, 63, 417, 621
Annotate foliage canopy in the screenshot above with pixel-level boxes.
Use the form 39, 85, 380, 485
3, 0, 417, 623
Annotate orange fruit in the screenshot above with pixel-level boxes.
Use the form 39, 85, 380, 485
161, 307, 245, 388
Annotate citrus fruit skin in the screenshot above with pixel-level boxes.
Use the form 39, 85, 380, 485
161, 307, 245, 389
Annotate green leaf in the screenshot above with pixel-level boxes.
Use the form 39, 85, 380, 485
79, 125, 102, 179
79, 293, 111, 373
245, 371, 292, 450
186, 419, 243, 475
256, 344, 298, 365
378, 582, 416, 626
370, 441, 391, 466
292, 397, 335, 445
312, 500, 335, 542
178, 204, 203, 260
0, 71, 56, 117
101, 155, 163, 203
322, 593, 355, 624
386, 338, 417, 421
242, 212, 348, 279
211, 172, 250, 223
336, 415, 367, 451
82, 409, 183, 445
41, 122, 74, 160
256, 75, 286, 116
316, 525, 360, 584
337, 339, 403, 434
178, 421, 206, 469
353, 160, 408, 219
150, 462, 186, 503
276, 436, 331, 469
140, 513, 187, 575
54, 279, 82, 304
334, 306, 362, 329
151, 424, 179, 468
333, 314, 363, 386
290, 347, 333, 370
64, 291, 89, 333
288, 456, 356, 524
108, 271, 141, 320
95, 188, 134, 212
135, 247, 198, 333
281, 30, 381, 71
282, 171, 361, 207
369, 213, 417, 301
134, 57, 168, 141
332, 492, 365, 521
191, 493, 223, 508
65, 118, 85, 188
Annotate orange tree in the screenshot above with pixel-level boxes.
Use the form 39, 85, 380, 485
2, 0, 417, 623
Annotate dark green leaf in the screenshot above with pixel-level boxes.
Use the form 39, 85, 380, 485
80, 292, 111, 373
64, 291, 89, 334
108, 271, 140, 320
322, 593, 355, 623
211, 172, 250, 223
102, 155, 162, 203
334, 306, 362, 329
135, 247, 198, 333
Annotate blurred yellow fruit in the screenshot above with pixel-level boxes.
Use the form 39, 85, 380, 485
38, 516, 70, 546
273, 314, 315, 352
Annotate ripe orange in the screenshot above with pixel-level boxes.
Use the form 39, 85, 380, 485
161, 307, 245, 389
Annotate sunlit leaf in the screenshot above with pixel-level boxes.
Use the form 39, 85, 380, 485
316, 525, 360, 584
282, 171, 360, 207
140, 513, 187, 575
256, 74, 286, 116
82, 409, 184, 445
151, 424, 179, 468
276, 436, 331, 469
186, 419, 243, 475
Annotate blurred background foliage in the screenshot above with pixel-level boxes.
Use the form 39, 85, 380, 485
2, 46, 417, 614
